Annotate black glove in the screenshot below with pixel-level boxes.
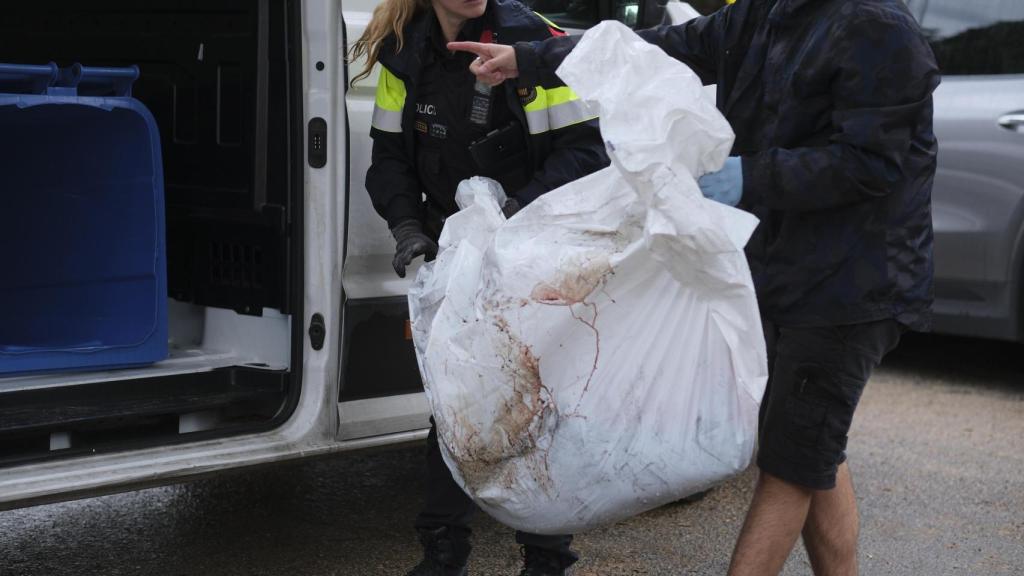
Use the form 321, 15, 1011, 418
390, 220, 438, 278
502, 198, 521, 219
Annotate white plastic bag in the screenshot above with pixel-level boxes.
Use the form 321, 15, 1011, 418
408, 21, 768, 535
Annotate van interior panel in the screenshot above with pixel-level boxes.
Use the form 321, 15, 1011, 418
1, 0, 303, 466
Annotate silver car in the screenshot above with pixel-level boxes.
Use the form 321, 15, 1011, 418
904, 0, 1024, 341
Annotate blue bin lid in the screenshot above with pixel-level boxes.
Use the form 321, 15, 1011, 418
0, 62, 139, 97
0, 62, 59, 95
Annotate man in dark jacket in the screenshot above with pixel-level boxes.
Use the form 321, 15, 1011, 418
450, 0, 940, 574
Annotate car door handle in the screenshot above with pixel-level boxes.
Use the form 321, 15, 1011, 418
998, 113, 1024, 131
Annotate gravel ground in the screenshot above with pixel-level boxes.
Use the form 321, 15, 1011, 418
1, 333, 1022, 575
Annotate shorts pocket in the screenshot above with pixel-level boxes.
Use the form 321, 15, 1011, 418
784, 390, 828, 448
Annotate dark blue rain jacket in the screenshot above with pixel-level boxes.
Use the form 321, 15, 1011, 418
519, 0, 941, 329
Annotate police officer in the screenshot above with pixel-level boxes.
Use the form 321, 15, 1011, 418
351, 0, 608, 572
451, 0, 940, 574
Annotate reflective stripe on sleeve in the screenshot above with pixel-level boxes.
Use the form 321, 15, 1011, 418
522, 85, 597, 135
547, 98, 595, 130
372, 67, 406, 133
372, 107, 403, 133
524, 108, 549, 135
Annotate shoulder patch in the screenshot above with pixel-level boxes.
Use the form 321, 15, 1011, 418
518, 86, 538, 105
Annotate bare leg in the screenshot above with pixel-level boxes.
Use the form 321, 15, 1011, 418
727, 471, 813, 576
802, 462, 859, 576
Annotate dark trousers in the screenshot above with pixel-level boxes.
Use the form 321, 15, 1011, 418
415, 419, 576, 555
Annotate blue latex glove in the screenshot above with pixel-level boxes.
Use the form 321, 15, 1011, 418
698, 156, 744, 207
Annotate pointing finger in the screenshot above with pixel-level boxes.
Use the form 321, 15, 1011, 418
447, 41, 491, 58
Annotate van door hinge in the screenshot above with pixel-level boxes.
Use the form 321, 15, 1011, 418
308, 313, 326, 350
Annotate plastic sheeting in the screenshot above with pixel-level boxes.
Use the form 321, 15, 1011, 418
408, 21, 768, 535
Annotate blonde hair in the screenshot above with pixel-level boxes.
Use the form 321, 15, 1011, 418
349, 0, 431, 86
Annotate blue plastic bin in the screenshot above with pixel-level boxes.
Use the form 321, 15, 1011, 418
0, 62, 167, 374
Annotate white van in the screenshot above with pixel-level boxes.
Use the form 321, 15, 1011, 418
0, 0, 699, 510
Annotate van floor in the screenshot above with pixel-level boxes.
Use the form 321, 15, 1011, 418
1, 299, 291, 395
0, 347, 276, 394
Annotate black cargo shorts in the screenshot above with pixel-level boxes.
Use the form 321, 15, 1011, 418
757, 319, 904, 490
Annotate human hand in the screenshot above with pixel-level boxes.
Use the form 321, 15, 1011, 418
391, 220, 439, 278
697, 157, 744, 207
502, 197, 521, 219
447, 41, 518, 86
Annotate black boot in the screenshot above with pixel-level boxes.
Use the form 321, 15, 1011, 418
405, 527, 471, 576
516, 545, 577, 576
